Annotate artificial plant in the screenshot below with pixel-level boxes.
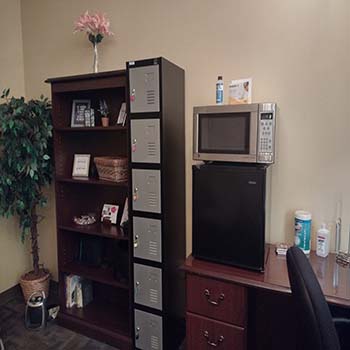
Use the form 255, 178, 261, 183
0, 89, 53, 277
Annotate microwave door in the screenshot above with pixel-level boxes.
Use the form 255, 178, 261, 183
194, 110, 258, 163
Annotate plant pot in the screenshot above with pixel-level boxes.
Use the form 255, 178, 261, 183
101, 117, 109, 127
19, 268, 50, 302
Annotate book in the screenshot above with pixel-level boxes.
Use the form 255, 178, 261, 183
77, 279, 93, 308
65, 275, 93, 308
65, 274, 81, 308
117, 102, 127, 125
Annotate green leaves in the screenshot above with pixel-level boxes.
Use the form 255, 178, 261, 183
0, 90, 53, 240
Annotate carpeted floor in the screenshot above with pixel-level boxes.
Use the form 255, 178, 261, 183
0, 296, 116, 350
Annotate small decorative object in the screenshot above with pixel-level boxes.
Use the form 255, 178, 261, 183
74, 11, 114, 73
101, 204, 119, 225
94, 156, 128, 182
0, 89, 53, 302
73, 214, 97, 226
275, 243, 289, 256
229, 78, 252, 104
84, 109, 91, 127
71, 99, 91, 127
90, 108, 95, 126
72, 154, 91, 178
84, 108, 95, 127
336, 251, 350, 268
117, 102, 127, 126
98, 99, 109, 127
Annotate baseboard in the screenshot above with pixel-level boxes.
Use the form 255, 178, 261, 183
0, 280, 58, 306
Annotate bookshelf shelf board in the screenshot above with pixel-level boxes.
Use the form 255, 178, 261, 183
60, 298, 130, 336
55, 126, 127, 132
58, 222, 129, 240
56, 177, 128, 188
60, 262, 129, 290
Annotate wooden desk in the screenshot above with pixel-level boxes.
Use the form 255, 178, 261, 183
183, 246, 350, 350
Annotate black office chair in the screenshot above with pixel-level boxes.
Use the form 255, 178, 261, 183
287, 246, 350, 350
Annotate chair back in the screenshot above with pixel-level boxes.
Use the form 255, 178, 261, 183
286, 246, 340, 350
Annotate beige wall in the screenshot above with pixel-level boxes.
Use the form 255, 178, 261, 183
0, 0, 31, 293
17, 0, 350, 279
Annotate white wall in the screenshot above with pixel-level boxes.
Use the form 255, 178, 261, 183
16, 0, 350, 279
0, 0, 31, 293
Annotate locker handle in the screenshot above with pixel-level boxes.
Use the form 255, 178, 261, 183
133, 187, 138, 201
134, 235, 139, 248
204, 289, 225, 306
203, 331, 224, 347
135, 281, 140, 295
132, 139, 137, 152
135, 326, 140, 340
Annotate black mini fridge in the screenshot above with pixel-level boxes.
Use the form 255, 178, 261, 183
192, 163, 267, 271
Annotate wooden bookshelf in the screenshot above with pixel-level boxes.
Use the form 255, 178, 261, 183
46, 70, 132, 350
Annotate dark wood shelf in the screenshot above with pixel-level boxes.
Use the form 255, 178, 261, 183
55, 126, 127, 132
58, 222, 129, 240
60, 262, 129, 290
56, 177, 128, 188
61, 298, 129, 335
59, 294, 132, 349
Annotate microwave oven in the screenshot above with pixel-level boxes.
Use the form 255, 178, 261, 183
193, 103, 276, 164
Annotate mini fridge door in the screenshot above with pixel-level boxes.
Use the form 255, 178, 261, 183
192, 164, 266, 271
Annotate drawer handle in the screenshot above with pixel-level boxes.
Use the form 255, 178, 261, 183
204, 289, 225, 306
204, 331, 224, 347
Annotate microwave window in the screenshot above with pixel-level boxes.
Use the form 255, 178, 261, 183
198, 113, 250, 154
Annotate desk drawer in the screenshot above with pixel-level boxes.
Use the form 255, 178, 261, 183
187, 274, 247, 326
187, 313, 245, 350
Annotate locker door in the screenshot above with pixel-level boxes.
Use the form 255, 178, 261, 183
131, 119, 160, 164
133, 217, 162, 262
132, 169, 161, 213
134, 263, 162, 310
135, 309, 163, 350
129, 65, 160, 113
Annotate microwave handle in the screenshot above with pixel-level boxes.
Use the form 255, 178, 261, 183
193, 113, 199, 154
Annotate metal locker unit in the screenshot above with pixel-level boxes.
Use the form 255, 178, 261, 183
133, 217, 162, 262
132, 169, 161, 213
129, 65, 160, 113
134, 263, 162, 310
131, 119, 161, 164
127, 57, 185, 350
135, 310, 163, 350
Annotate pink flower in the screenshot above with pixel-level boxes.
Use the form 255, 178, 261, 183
74, 10, 113, 42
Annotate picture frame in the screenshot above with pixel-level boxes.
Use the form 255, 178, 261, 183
71, 100, 91, 127
101, 204, 119, 225
72, 154, 91, 178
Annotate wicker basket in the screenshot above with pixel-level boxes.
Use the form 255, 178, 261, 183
19, 270, 50, 302
94, 156, 128, 183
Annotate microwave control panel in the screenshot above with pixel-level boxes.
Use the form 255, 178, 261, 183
257, 109, 275, 164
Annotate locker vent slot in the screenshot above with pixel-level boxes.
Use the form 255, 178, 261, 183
146, 90, 156, 105
151, 335, 159, 350
148, 192, 158, 207
150, 288, 159, 304
149, 241, 158, 256
147, 142, 157, 156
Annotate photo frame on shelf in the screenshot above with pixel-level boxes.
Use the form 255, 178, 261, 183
72, 154, 91, 178
101, 204, 119, 225
71, 99, 91, 127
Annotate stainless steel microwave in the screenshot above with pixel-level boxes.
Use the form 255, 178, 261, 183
193, 103, 277, 164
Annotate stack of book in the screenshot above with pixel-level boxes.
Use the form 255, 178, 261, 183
65, 274, 93, 308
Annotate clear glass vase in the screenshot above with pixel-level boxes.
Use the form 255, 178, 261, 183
93, 42, 98, 73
